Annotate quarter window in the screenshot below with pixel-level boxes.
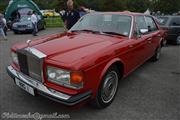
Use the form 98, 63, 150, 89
145, 16, 158, 32
135, 16, 148, 35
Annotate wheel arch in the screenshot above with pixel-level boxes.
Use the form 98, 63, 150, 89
100, 58, 124, 82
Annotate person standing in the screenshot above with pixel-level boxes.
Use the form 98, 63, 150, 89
78, 6, 87, 17
31, 11, 38, 36
0, 13, 7, 40
63, 0, 80, 30
2, 15, 7, 36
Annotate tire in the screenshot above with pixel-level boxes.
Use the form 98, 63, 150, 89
162, 39, 167, 47
176, 36, 180, 45
42, 23, 46, 30
151, 45, 161, 62
91, 66, 120, 109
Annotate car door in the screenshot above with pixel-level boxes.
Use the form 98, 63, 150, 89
169, 17, 180, 37
119, 15, 153, 75
134, 15, 153, 64
145, 16, 162, 56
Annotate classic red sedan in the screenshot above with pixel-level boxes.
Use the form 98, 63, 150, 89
7, 12, 164, 108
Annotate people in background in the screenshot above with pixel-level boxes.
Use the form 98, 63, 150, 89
30, 11, 38, 36
2, 14, 7, 36
63, 0, 80, 30
0, 13, 7, 40
78, 6, 87, 17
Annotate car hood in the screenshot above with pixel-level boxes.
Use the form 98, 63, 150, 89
32, 32, 125, 64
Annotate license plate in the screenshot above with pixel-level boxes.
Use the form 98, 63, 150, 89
19, 28, 26, 30
15, 78, 35, 96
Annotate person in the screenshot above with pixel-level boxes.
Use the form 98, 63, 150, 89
2, 15, 7, 36
0, 13, 7, 40
30, 11, 38, 36
78, 6, 87, 17
63, 0, 80, 30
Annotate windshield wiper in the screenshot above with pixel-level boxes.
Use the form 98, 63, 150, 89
71, 29, 101, 34
101, 31, 127, 37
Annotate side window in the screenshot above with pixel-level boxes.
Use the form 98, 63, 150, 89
145, 16, 158, 32
170, 17, 180, 26
135, 16, 148, 35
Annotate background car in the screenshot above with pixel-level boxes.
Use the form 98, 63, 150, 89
157, 16, 180, 45
40, 10, 60, 17
12, 15, 46, 34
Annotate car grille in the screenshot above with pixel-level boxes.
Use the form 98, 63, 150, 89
18, 25, 27, 28
17, 50, 43, 82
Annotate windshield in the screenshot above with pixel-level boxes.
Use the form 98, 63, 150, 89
157, 17, 169, 25
70, 14, 132, 37
20, 16, 31, 22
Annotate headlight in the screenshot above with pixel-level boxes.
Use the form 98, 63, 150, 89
47, 66, 83, 89
27, 24, 32, 28
12, 24, 17, 28
11, 52, 19, 65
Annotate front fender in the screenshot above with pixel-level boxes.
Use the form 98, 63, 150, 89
99, 58, 124, 81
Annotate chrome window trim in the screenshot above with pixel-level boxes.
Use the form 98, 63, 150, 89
129, 15, 134, 39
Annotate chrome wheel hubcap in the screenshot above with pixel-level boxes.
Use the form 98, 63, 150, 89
177, 36, 180, 44
101, 71, 118, 103
156, 47, 161, 59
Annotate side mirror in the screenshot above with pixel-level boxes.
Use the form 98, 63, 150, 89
140, 29, 148, 34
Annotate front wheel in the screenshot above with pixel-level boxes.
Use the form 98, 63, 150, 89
91, 66, 119, 109
151, 46, 161, 62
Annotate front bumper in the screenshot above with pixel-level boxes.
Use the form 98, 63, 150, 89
7, 65, 92, 106
12, 27, 33, 33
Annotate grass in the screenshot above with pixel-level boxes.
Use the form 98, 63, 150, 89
44, 16, 64, 28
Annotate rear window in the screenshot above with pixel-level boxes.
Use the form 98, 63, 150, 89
157, 17, 169, 25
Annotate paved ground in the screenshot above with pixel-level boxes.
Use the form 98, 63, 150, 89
0, 28, 180, 120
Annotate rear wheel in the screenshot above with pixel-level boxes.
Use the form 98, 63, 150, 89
162, 39, 167, 47
151, 45, 161, 62
91, 66, 120, 109
176, 36, 180, 45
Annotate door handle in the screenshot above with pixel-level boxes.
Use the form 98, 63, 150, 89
147, 38, 152, 41
148, 40, 152, 44
157, 34, 161, 37
129, 45, 134, 48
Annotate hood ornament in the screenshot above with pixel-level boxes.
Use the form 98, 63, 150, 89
26, 40, 32, 52
26, 40, 31, 47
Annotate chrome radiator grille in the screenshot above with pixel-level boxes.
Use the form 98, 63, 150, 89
17, 49, 43, 82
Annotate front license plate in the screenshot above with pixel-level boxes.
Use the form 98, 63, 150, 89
15, 78, 35, 96
19, 28, 26, 31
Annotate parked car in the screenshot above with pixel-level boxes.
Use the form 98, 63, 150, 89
7, 12, 163, 108
157, 16, 180, 45
40, 10, 60, 17
12, 15, 46, 34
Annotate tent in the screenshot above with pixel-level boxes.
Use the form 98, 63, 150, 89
5, 0, 42, 20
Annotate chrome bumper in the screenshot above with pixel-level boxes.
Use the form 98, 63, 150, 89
7, 65, 91, 106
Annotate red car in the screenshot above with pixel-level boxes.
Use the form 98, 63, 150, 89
7, 12, 164, 108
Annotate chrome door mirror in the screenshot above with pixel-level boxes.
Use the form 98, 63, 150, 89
140, 29, 148, 34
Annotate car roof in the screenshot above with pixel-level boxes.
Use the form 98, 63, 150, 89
158, 15, 180, 18
90, 11, 150, 16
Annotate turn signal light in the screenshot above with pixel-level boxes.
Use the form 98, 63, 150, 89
70, 72, 83, 84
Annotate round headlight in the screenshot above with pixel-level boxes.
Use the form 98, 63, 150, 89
48, 72, 56, 79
